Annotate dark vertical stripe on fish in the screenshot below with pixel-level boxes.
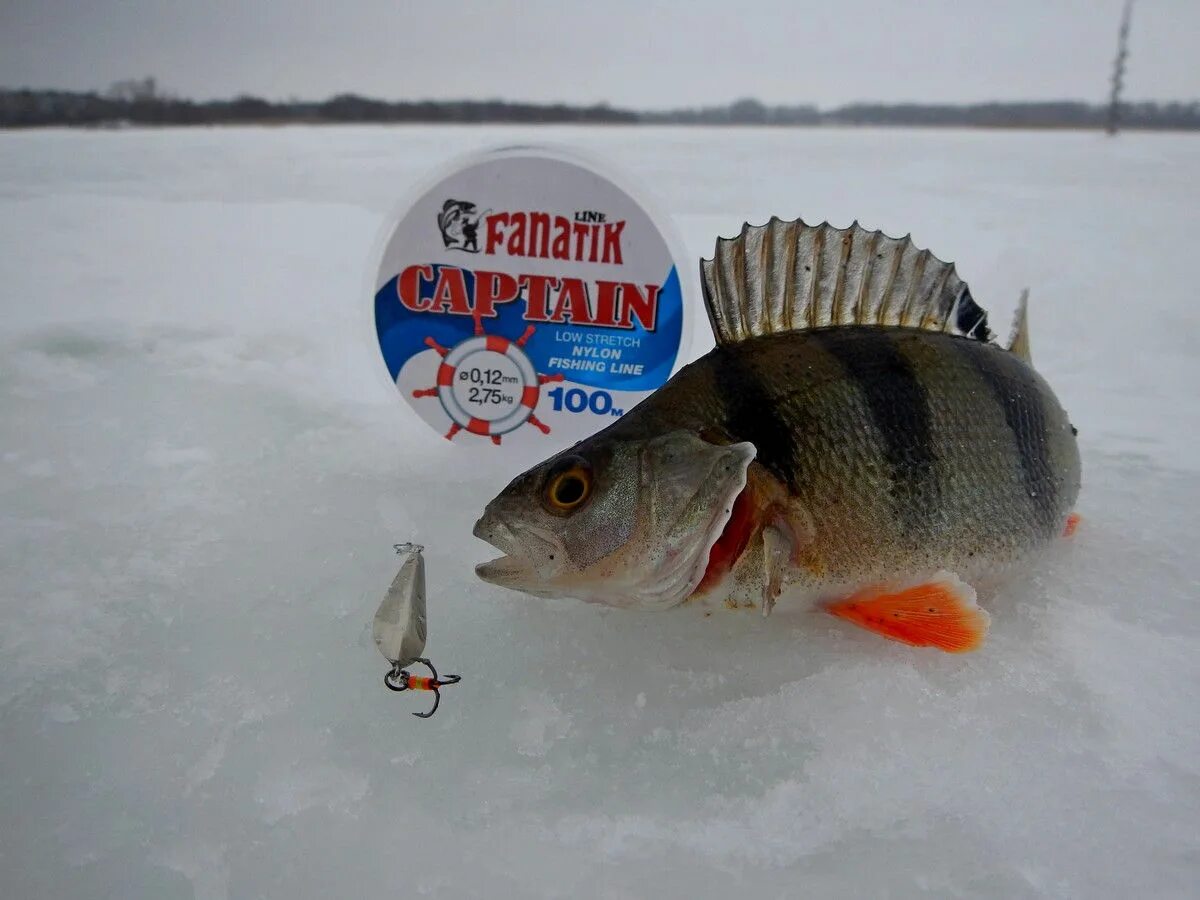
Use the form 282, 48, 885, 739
814, 329, 939, 534
711, 346, 799, 491
961, 343, 1057, 536
954, 287, 992, 342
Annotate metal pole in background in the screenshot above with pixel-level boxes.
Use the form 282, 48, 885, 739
1106, 0, 1134, 136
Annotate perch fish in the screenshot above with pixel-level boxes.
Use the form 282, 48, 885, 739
474, 218, 1082, 652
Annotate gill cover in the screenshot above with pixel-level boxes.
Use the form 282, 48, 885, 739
627, 433, 757, 609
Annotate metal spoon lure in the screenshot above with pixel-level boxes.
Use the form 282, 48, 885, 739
373, 542, 460, 718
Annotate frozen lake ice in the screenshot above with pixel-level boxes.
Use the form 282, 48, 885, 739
1, 125, 1198, 898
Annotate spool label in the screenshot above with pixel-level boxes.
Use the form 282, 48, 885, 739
372, 147, 688, 450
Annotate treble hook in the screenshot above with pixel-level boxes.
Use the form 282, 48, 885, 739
383, 657, 461, 718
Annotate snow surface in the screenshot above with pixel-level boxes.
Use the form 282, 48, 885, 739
1, 125, 1198, 899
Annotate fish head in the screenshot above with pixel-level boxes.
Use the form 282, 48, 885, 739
474, 430, 756, 609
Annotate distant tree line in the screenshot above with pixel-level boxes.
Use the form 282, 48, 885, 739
2, 83, 1198, 130
823, 100, 1200, 130
640, 98, 821, 125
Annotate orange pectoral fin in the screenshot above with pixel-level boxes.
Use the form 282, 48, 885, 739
824, 572, 990, 653
1063, 512, 1082, 538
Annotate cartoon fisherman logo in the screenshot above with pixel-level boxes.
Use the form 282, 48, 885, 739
437, 199, 486, 253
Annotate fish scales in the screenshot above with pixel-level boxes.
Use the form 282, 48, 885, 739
956, 341, 1062, 538
607, 326, 1076, 584
807, 328, 941, 536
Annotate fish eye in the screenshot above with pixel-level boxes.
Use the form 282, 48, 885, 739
543, 457, 592, 513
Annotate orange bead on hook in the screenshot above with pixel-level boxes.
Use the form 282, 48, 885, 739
383, 657, 461, 718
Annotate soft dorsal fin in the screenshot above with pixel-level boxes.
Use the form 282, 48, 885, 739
1008, 289, 1031, 363
700, 217, 993, 347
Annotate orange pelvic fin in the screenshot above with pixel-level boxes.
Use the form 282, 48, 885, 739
1063, 512, 1082, 538
824, 572, 989, 653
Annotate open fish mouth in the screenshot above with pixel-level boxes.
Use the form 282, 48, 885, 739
473, 552, 528, 582
472, 515, 561, 594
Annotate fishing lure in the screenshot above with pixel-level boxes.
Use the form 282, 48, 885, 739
373, 543, 460, 718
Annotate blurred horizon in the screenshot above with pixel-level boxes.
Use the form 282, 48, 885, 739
3, 82, 1199, 111
5, 84, 1199, 131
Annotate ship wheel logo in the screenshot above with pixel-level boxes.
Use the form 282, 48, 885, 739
412, 314, 564, 444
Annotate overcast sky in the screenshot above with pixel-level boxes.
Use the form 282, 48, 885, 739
1, 1, 1196, 107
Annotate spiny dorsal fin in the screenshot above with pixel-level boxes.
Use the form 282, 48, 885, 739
1008, 289, 1031, 363
700, 217, 994, 347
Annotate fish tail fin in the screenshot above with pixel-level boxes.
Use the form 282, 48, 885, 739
1063, 512, 1082, 537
